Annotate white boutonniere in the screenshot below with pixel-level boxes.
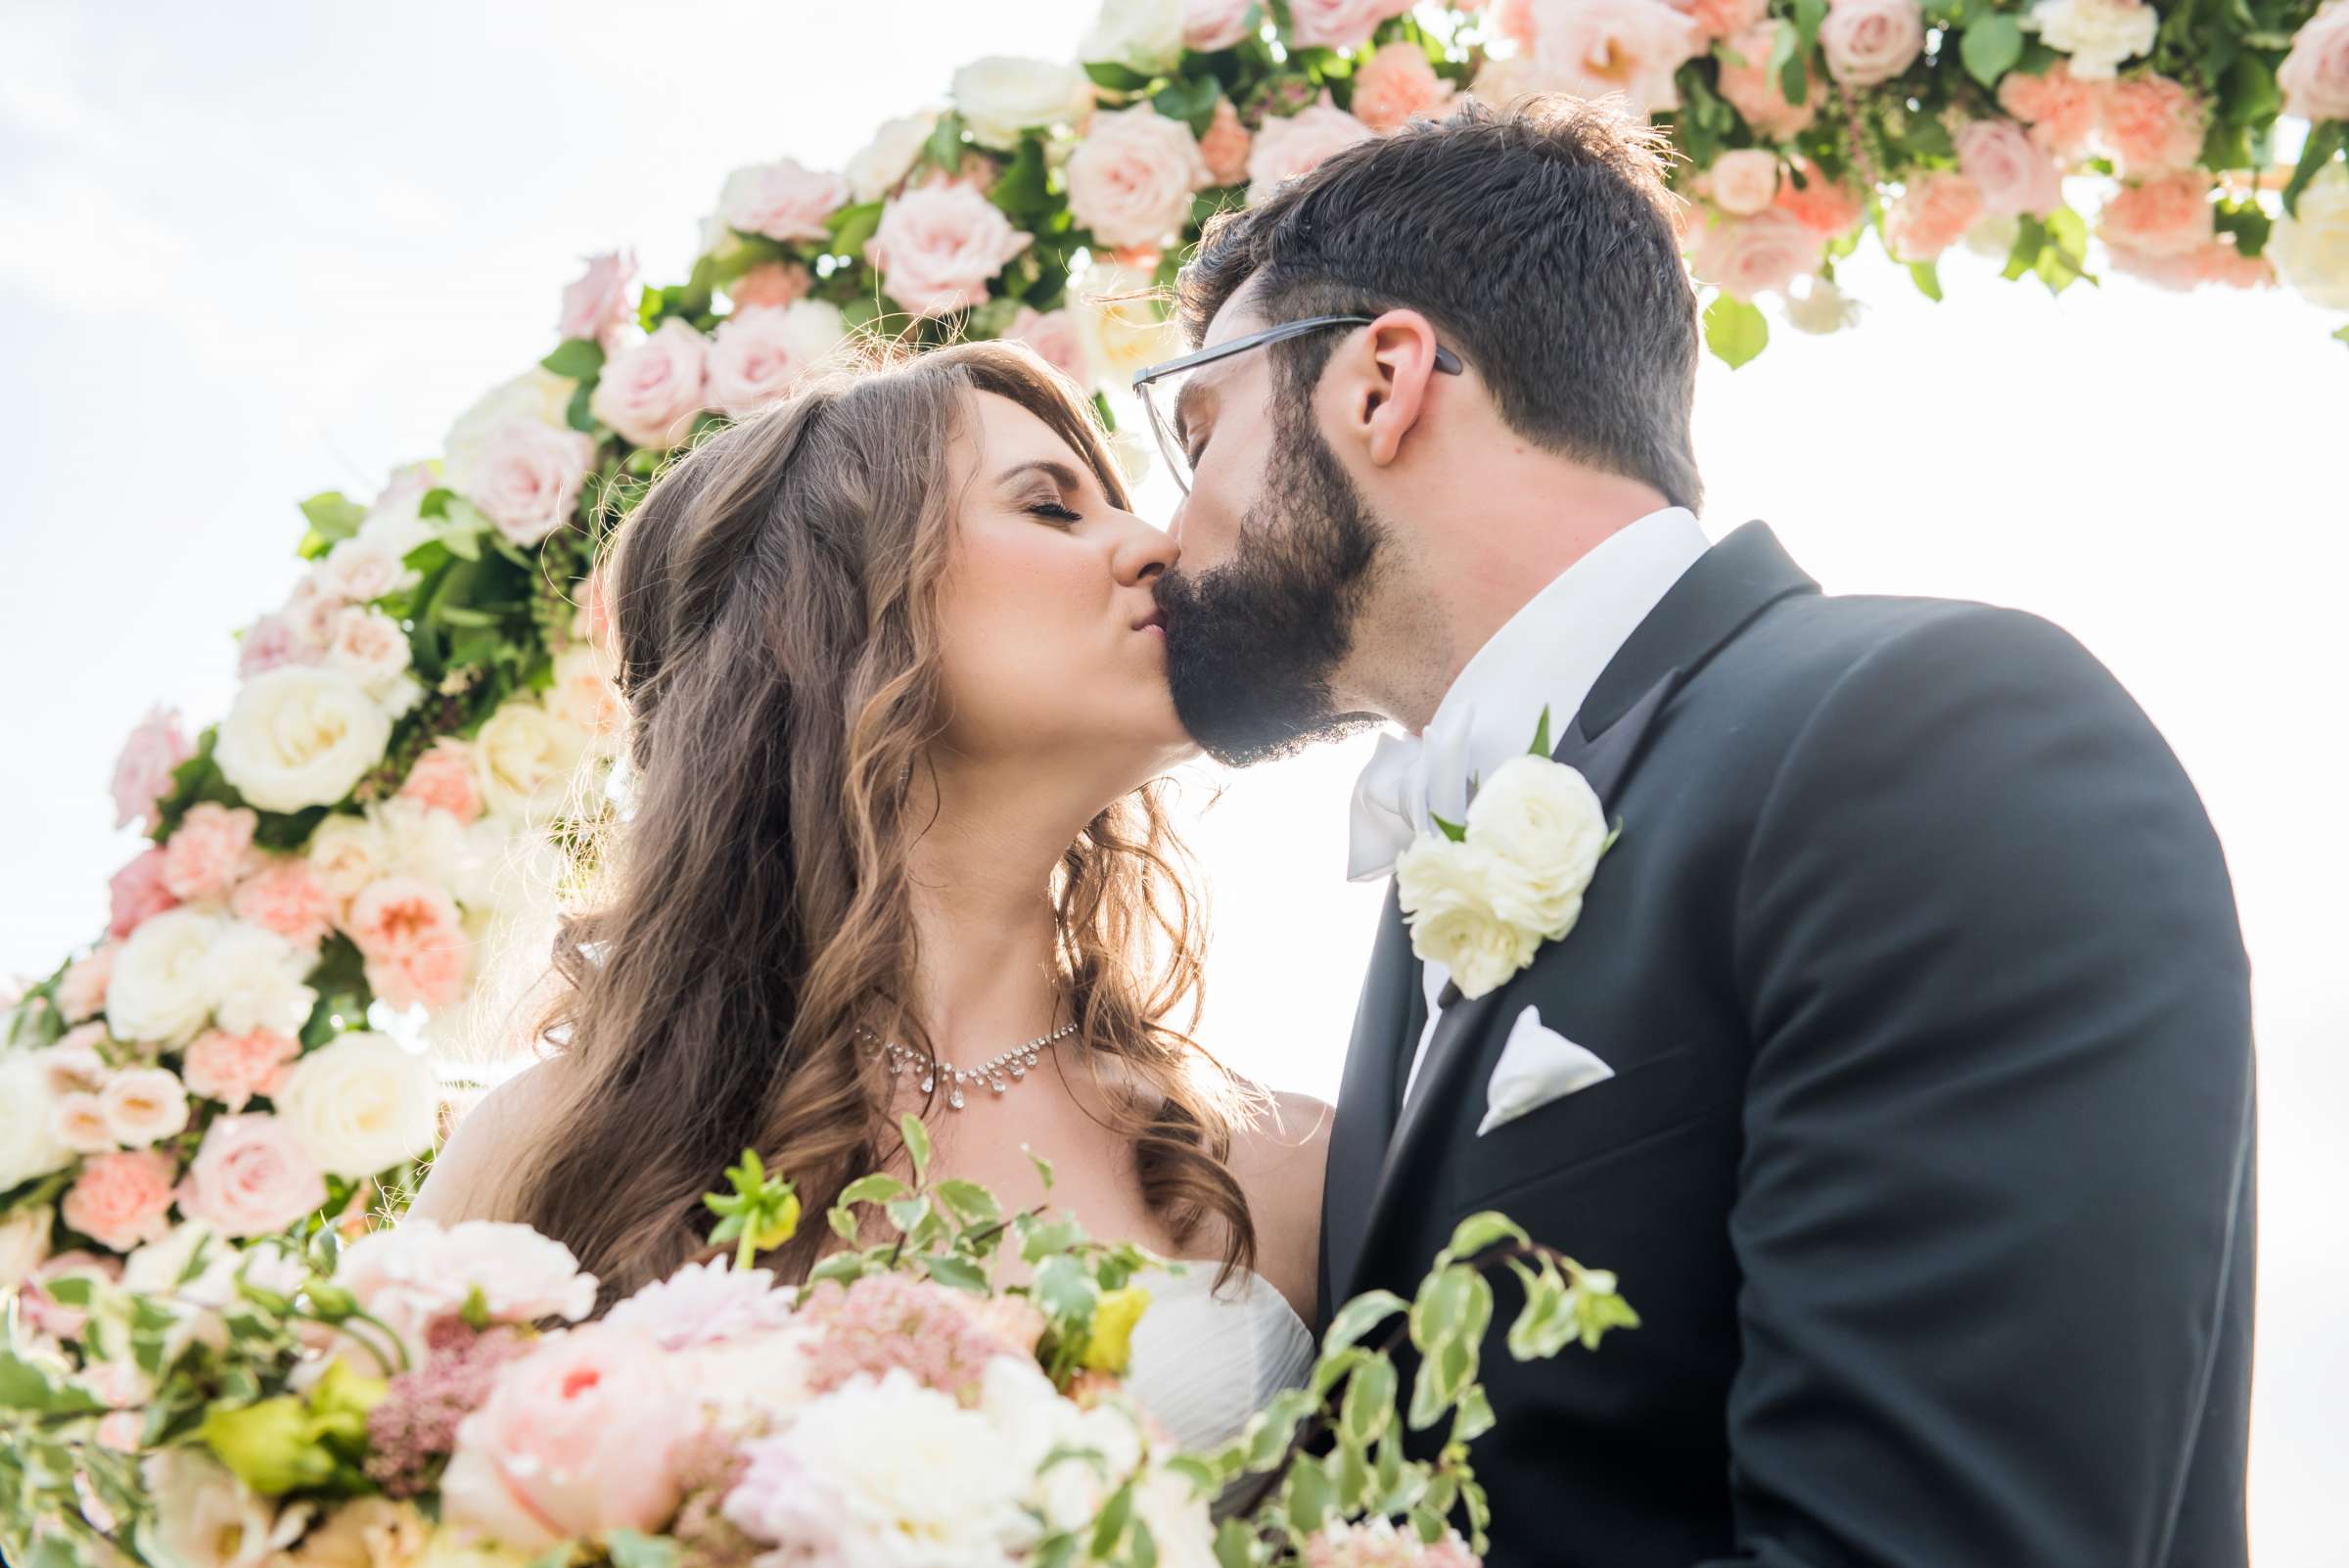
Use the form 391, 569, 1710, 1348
1395, 709, 1618, 1001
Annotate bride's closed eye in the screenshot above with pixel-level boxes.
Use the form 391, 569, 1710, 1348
1026, 498, 1082, 526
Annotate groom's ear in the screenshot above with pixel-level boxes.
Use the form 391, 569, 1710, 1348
1346, 309, 1445, 471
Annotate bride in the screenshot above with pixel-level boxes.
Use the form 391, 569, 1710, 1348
407, 339, 1326, 1451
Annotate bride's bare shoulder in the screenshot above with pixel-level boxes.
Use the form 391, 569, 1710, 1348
405, 1056, 572, 1227
1223, 1088, 1334, 1323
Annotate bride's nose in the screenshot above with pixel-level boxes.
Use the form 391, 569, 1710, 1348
1108, 512, 1178, 586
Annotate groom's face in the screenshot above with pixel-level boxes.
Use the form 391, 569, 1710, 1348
1152, 292, 1388, 766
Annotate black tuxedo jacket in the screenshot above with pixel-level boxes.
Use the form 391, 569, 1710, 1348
1318, 525, 2254, 1568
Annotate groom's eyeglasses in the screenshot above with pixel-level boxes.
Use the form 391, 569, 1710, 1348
1130, 315, 1464, 495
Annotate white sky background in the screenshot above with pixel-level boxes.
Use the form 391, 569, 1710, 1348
2, 0, 2340, 1557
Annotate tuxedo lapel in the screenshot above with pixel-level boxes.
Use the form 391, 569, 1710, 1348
1321, 885, 1423, 1311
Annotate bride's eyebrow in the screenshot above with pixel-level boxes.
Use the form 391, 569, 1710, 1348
996, 458, 1085, 498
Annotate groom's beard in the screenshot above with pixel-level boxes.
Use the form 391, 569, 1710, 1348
1154, 416, 1386, 767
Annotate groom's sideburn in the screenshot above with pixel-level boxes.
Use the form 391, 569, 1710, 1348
1320, 523, 2255, 1568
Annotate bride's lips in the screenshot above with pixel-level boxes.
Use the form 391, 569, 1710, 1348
1132, 608, 1166, 638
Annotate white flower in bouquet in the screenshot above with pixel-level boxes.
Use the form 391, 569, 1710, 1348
329, 1218, 598, 1365
846, 111, 940, 205
474, 698, 593, 822
206, 920, 319, 1038
1462, 753, 1609, 941
375, 796, 472, 890
2273, 163, 2349, 311
1394, 837, 1543, 1001
313, 533, 423, 606
307, 810, 392, 907
0, 1201, 56, 1289
1082, 0, 1186, 77
215, 666, 394, 813
603, 1254, 801, 1350
2025, 0, 2158, 77
99, 1064, 193, 1147
0, 1056, 76, 1191
1071, 262, 1184, 387
122, 1217, 218, 1295
443, 369, 575, 485
325, 605, 421, 715
141, 1446, 309, 1568
951, 56, 1094, 149
273, 1031, 440, 1180
108, 906, 231, 1046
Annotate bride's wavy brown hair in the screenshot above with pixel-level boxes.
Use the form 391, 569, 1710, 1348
507, 340, 1255, 1309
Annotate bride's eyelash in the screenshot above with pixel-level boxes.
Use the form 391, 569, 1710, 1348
1027, 500, 1082, 526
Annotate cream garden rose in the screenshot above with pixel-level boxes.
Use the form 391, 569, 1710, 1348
475, 698, 593, 821
1071, 262, 1184, 386
107, 906, 232, 1046
274, 1031, 441, 1180
1462, 754, 1611, 941
1395, 838, 1546, 1001
1082, 0, 1187, 76
0, 1202, 54, 1291
2026, 0, 2157, 76
207, 919, 319, 1038
0, 1054, 76, 1191
215, 666, 394, 813
2273, 162, 2349, 311
846, 111, 940, 205
950, 57, 1094, 150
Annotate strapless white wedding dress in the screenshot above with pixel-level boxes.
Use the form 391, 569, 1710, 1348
1125, 1262, 1317, 1453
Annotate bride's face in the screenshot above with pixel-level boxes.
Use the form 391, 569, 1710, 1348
932, 392, 1189, 772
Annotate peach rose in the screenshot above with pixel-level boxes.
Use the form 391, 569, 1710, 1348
866, 183, 1034, 318
1006, 306, 1091, 386
1068, 106, 1213, 249
1198, 97, 1252, 185
2281, 0, 2349, 118
1526, 0, 1705, 115
547, 646, 626, 741
1718, 22, 1824, 138
459, 418, 596, 547
58, 943, 119, 1025
1998, 61, 2101, 159
1351, 42, 1460, 133
313, 535, 418, 606
1883, 170, 1987, 261
2108, 237, 2276, 290
2097, 73, 2208, 176
2096, 169, 2214, 257
108, 847, 180, 940
1691, 208, 1829, 299
183, 1028, 303, 1112
1248, 99, 1376, 205
1288, 0, 1415, 49
708, 300, 850, 419
177, 1113, 328, 1239
728, 260, 813, 310
55, 1092, 116, 1154
396, 739, 484, 826
113, 707, 192, 832
715, 159, 851, 244
100, 1065, 191, 1148
1673, 0, 1769, 36
161, 802, 259, 903
345, 877, 471, 1012
590, 319, 711, 453
230, 857, 339, 955
1774, 158, 1866, 234
1707, 149, 1781, 214
1819, 0, 1923, 85
1957, 118, 2063, 217
1186, 0, 1258, 50
63, 1149, 178, 1252
557, 249, 637, 348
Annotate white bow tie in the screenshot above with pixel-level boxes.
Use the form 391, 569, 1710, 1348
1346, 705, 1481, 882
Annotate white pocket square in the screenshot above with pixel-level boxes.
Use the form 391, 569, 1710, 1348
1478, 1005, 1615, 1136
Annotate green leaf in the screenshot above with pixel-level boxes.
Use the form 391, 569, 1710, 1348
1702, 293, 1768, 369
1214, 1516, 1256, 1568
927, 111, 968, 173
899, 1112, 932, 1179
1958, 14, 2023, 89
299, 490, 366, 544
827, 201, 886, 260
566, 381, 596, 434
1085, 61, 1152, 92
1444, 1212, 1529, 1261
1339, 1352, 1398, 1447
1025, 1143, 1056, 1192
1769, 21, 1809, 112
1284, 1455, 1335, 1536
990, 139, 1051, 221
539, 338, 606, 381
1792, 0, 1828, 48
1429, 812, 1467, 844
934, 1178, 1002, 1226
1322, 1288, 1407, 1355
1909, 260, 1944, 301
1151, 76, 1222, 137
1035, 1253, 1098, 1319
1408, 1264, 1475, 1355
2283, 121, 2345, 217
919, 1254, 991, 1293
1528, 707, 1552, 757
1089, 1480, 1135, 1559
2224, 53, 2282, 125
837, 1174, 913, 1208
605, 1532, 679, 1568
0, 1350, 107, 1414
2334, 324, 2349, 348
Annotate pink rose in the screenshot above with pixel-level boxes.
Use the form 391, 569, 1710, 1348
865, 183, 1034, 318
398, 739, 484, 826
2109, 236, 2276, 290
62, 1150, 178, 1252
590, 319, 711, 453
708, 301, 849, 419
108, 847, 179, 940
1068, 106, 1214, 249
2097, 169, 2215, 257
1670, 0, 1769, 37
1717, 23, 1823, 137
715, 159, 852, 244
161, 802, 259, 903
728, 260, 813, 310
1819, 0, 1923, 85
1706, 149, 1781, 215
557, 250, 637, 348
1186, 0, 1259, 50
177, 1113, 328, 1239
1774, 158, 1866, 235
1199, 97, 1253, 185
1884, 170, 1987, 261
1351, 42, 1461, 133
112, 707, 192, 833
2096, 73, 2208, 176
57, 943, 119, 1025
1006, 306, 1092, 386
1956, 118, 2063, 218
1287, 0, 1415, 48
182, 1028, 302, 1112
1526, 0, 1705, 116
235, 612, 325, 679
440, 1324, 694, 1551
1247, 99, 1376, 205
1998, 61, 2101, 159
2280, 0, 2349, 119
332, 1219, 597, 1363
345, 877, 472, 1012
1691, 208, 1828, 300
463, 418, 595, 547
229, 856, 339, 955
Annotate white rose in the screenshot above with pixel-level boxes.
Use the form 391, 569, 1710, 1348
1463, 754, 1609, 941
1394, 837, 1543, 1000
1782, 274, 1865, 334
143, 1448, 306, 1568
1072, 262, 1184, 386
2273, 163, 2349, 311
1082, 0, 1186, 75
307, 811, 391, 905
313, 534, 421, 605
108, 907, 230, 1046
847, 111, 941, 205
273, 1032, 440, 1179
216, 667, 394, 813
444, 369, 574, 484
2025, 0, 2158, 77
207, 920, 318, 1038
100, 1065, 193, 1148
0, 1203, 54, 1291
376, 796, 472, 889
0, 1057, 75, 1191
475, 700, 592, 822
951, 56, 1094, 150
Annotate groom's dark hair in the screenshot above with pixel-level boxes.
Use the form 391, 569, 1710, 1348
1178, 94, 1704, 513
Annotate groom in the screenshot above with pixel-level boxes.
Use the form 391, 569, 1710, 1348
1146, 98, 2254, 1568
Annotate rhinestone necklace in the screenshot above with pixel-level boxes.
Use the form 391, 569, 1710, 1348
861, 1021, 1078, 1111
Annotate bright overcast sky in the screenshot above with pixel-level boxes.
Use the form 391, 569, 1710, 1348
2, 1, 2341, 1557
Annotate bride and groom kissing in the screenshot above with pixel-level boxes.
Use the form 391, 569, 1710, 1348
413, 97, 2256, 1568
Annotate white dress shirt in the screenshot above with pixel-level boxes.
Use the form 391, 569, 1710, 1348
1365, 507, 1712, 1103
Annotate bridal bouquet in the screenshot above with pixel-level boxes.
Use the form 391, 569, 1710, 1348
1, 1116, 1636, 1568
